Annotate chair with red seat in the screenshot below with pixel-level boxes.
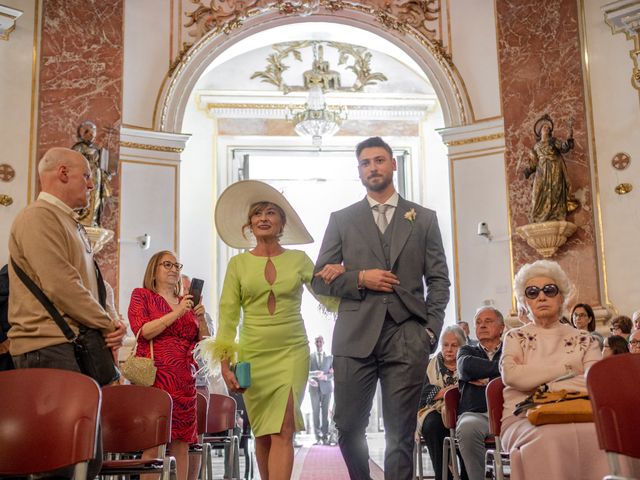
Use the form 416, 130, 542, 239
442, 386, 463, 480
485, 377, 509, 480
98, 384, 177, 480
203, 393, 240, 480
0, 368, 101, 480
587, 354, 640, 479
189, 391, 212, 480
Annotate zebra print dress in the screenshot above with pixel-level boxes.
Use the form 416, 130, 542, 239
128, 287, 199, 443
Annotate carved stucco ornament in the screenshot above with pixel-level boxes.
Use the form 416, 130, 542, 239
183, 1, 445, 56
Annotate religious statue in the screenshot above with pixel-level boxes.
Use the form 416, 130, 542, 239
524, 114, 579, 223
71, 120, 113, 227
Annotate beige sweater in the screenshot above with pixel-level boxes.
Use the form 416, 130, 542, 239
500, 322, 601, 425
8, 198, 115, 355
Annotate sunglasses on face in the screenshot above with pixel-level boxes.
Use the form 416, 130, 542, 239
524, 283, 559, 300
159, 260, 183, 271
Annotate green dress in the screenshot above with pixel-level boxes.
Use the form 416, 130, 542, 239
214, 249, 326, 436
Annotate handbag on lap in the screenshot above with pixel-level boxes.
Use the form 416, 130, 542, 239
514, 385, 593, 426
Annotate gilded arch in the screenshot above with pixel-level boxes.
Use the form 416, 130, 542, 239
154, 2, 474, 132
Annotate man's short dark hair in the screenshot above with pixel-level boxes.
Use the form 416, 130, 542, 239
356, 137, 393, 159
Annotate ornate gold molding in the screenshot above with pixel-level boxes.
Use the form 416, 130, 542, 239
183, 1, 443, 47
444, 132, 504, 146
0, 5, 23, 41
120, 141, 184, 153
603, 0, 640, 92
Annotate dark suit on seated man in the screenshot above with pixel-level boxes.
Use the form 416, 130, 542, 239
456, 307, 505, 480
312, 137, 450, 480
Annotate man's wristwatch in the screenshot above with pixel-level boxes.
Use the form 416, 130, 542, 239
425, 328, 437, 348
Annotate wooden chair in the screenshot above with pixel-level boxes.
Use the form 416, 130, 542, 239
0, 368, 101, 479
98, 384, 177, 480
189, 391, 212, 480
203, 393, 240, 480
485, 378, 510, 480
587, 354, 640, 479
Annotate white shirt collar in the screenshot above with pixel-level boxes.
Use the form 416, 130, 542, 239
366, 191, 399, 209
38, 192, 80, 221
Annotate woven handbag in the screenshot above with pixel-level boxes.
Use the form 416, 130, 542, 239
121, 329, 157, 387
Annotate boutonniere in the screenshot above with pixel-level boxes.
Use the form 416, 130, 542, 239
404, 208, 417, 223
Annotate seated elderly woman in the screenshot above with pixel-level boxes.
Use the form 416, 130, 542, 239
417, 325, 467, 480
500, 259, 607, 480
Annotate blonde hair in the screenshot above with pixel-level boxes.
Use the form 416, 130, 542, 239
143, 250, 182, 296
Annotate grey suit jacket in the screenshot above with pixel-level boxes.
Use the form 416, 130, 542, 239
312, 196, 450, 358
309, 352, 334, 395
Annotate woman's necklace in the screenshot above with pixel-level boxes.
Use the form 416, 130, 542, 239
162, 294, 179, 305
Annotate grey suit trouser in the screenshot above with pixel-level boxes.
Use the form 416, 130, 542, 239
334, 317, 430, 480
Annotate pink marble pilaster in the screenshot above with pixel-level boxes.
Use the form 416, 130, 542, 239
496, 0, 601, 307
36, 0, 124, 292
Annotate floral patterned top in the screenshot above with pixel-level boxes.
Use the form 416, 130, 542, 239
499, 322, 601, 425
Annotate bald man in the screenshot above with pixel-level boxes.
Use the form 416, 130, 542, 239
8, 148, 126, 475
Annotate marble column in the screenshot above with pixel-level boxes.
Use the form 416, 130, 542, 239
496, 0, 603, 310
36, 0, 124, 291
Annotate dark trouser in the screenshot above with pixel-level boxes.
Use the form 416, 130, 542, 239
310, 386, 332, 440
334, 317, 430, 480
13, 343, 103, 479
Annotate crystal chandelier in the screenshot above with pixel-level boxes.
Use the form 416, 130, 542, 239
290, 85, 346, 147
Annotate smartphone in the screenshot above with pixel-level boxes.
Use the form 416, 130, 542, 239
188, 278, 204, 306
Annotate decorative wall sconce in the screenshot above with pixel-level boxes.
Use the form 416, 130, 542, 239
615, 183, 633, 195
0, 5, 23, 41
0, 194, 13, 206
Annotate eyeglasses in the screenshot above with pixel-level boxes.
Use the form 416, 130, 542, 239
629, 340, 640, 347
159, 260, 183, 271
572, 312, 589, 319
524, 284, 559, 300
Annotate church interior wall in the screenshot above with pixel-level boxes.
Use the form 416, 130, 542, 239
582, 0, 640, 317
448, 0, 502, 121
1, 1, 639, 330
0, 0, 38, 266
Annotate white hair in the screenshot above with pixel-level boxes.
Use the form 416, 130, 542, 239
473, 306, 504, 324
513, 259, 574, 313
440, 325, 467, 347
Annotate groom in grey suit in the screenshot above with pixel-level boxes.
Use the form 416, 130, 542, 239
312, 137, 450, 480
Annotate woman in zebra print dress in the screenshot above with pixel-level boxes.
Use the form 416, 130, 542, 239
128, 250, 210, 480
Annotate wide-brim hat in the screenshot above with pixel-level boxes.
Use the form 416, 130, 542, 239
215, 180, 313, 249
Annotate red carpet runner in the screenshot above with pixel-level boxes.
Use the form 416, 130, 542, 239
294, 446, 384, 480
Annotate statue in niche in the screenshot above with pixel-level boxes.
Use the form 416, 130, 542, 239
71, 120, 113, 227
524, 114, 579, 223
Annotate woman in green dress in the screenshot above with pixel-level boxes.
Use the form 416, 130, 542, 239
199, 180, 340, 480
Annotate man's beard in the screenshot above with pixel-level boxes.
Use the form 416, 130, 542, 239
362, 174, 392, 192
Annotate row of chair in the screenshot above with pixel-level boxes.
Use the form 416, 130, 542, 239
415, 353, 640, 480
0, 368, 249, 480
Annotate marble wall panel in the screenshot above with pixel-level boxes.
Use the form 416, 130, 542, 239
496, 0, 600, 306
36, 0, 124, 290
